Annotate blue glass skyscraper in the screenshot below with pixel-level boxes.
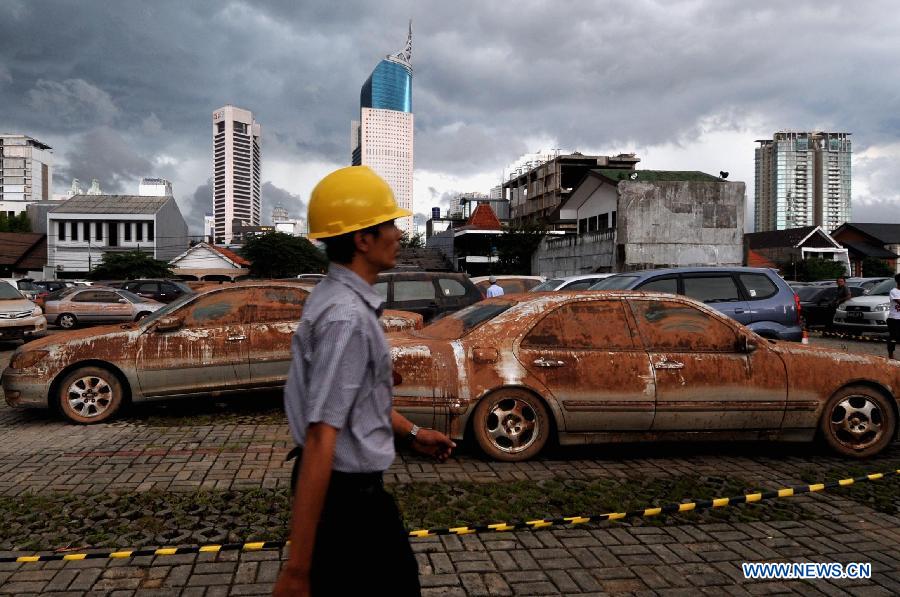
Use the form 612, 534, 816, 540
360, 58, 412, 113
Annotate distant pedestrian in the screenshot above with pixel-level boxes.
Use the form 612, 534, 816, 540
888, 273, 900, 360
834, 276, 852, 307
274, 166, 455, 597
486, 275, 504, 298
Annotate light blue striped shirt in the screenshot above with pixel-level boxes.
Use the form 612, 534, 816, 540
284, 263, 395, 473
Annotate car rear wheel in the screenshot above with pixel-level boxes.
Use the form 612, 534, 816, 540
57, 313, 77, 329
820, 385, 896, 458
134, 312, 150, 321
57, 366, 123, 424
472, 389, 550, 462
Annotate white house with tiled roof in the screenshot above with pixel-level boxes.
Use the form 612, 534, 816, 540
168, 242, 250, 281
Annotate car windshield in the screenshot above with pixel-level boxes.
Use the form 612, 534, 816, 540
171, 281, 194, 293
414, 300, 515, 340
796, 287, 826, 301
16, 280, 36, 291
590, 275, 639, 290
117, 289, 150, 303
0, 282, 23, 300
869, 279, 896, 296
531, 279, 564, 292
139, 292, 196, 326
46, 287, 78, 301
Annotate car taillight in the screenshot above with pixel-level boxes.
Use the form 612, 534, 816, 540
794, 292, 802, 324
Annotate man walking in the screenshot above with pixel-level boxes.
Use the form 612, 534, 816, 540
275, 166, 456, 597
486, 275, 504, 298
834, 276, 852, 307
888, 273, 900, 360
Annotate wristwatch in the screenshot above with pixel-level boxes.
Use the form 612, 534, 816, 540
406, 424, 420, 444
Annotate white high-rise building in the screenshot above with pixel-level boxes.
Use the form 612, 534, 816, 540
0, 134, 53, 216
351, 23, 414, 235
212, 105, 261, 244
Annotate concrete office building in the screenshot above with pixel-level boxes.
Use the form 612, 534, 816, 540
138, 177, 173, 197
0, 134, 53, 216
213, 106, 261, 244
351, 22, 414, 234
755, 131, 851, 233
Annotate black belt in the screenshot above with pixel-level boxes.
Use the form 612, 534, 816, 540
287, 446, 384, 491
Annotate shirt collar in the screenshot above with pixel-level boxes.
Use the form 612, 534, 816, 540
328, 263, 385, 313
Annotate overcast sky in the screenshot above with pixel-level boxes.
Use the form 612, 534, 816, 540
2, 0, 899, 234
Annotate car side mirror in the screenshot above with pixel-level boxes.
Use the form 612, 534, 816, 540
737, 335, 758, 353
117, 298, 128, 304
155, 316, 183, 333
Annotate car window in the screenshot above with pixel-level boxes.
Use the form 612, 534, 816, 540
72, 291, 99, 303
630, 299, 738, 352
636, 277, 678, 293
522, 300, 635, 350
92, 291, 121, 303
438, 278, 467, 297
683, 275, 741, 303
415, 301, 515, 340
870, 279, 895, 296
161, 283, 180, 293
0, 282, 22, 300
818, 288, 838, 301
394, 280, 436, 301
562, 280, 595, 291
117, 290, 148, 303
16, 280, 36, 291
137, 282, 158, 293
738, 274, 778, 300
373, 281, 388, 301
183, 290, 251, 326
532, 279, 564, 292
591, 275, 639, 290
500, 281, 526, 294
250, 287, 308, 322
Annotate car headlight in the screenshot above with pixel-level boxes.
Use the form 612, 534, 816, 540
32, 306, 42, 316
10, 350, 49, 369
836, 304, 846, 311
873, 304, 891, 312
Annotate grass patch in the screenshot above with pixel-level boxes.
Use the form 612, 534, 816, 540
798, 460, 900, 516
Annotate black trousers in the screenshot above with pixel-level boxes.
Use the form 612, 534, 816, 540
888, 319, 900, 357
289, 450, 420, 597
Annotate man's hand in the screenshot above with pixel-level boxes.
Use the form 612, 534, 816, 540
273, 565, 310, 597
411, 428, 456, 462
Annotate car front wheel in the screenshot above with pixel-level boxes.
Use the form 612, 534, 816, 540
472, 389, 550, 462
57, 313, 77, 329
820, 385, 896, 458
57, 366, 123, 424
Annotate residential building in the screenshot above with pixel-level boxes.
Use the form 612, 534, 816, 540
138, 177, 173, 197
503, 152, 639, 227
213, 105, 261, 244
755, 131, 851, 232
47, 195, 188, 276
744, 226, 850, 276
203, 214, 215, 243
533, 169, 745, 277
831, 223, 900, 275
0, 232, 46, 277
169, 241, 250, 281
350, 22, 414, 234
0, 134, 53, 216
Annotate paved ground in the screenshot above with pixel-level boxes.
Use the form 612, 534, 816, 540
0, 332, 899, 595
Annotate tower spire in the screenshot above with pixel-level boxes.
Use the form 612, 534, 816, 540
388, 19, 412, 69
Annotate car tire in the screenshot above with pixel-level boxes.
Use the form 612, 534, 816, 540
134, 312, 150, 321
820, 385, 896, 458
472, 389, 550, 462
57, 313, 77, 329
57, 366, 123, 424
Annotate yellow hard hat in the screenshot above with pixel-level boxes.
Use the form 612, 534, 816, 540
307, 166, 412, 239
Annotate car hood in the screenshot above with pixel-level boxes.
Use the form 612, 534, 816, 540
842, 295, 891, 307
0, 298, 37, 314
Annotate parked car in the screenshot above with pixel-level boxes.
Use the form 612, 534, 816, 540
809, 277, 887, 292
1, 282, 421, 423
31, 280, 79, 307
121, 279, 195, 304
832, 277, 896, 334
296, 273, 326, 284
388, 292, 899, 461
375, 272, 482, 322
531, 274, 614, 292
797, 285, 866, 327
0, 281, 46, 343
44, 287, 166, 329
0, 278, 39, 301
590, 267, 803, 341
470, 275, 545, 296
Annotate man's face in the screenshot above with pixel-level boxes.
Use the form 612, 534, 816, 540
837, 278, 845, 286
359, 220, 402, 272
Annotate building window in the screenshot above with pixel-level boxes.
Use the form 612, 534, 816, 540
71, 221, 79, 241
57, 220, 65, 241
124, 222, 132, 242
108, 222, 118, 247
600, 213, 609, 230
588, 216, 598, 232
147, 221, 154, 242
216, 121, 224, 133
136, 222, 143, 242
95, 221, 103, 241
611, 211, 617, 229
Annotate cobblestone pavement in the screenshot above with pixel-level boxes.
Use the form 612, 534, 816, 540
1, 336, 899, 594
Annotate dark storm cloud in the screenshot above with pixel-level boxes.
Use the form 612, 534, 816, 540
2, 0, 900, 215
261, 182, 306, 225
55, 127, 154, 193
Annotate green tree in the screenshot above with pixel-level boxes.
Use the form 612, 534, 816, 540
494, 222, 547, 275
240, 232, 328, 278
862, 257, 894, 277
399, 231, 424, 249
0, 212, 31, 232
782, 258, 847, 282
87, 250, 174, 280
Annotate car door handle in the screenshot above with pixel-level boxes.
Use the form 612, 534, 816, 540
533, 357, 566, 368
654, 360, 684, 370
227, 335, 247, 342
734, 308, 745, 314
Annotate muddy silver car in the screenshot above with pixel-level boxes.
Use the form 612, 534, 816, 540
44, 287, 165, 329
0, 281, 47, 342
390, 291, 900, 461
2, 282, 421, 423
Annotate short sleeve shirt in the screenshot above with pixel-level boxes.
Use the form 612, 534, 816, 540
889, 288, 900, 320
283, 264, 395, 473
486, 284, 504, 298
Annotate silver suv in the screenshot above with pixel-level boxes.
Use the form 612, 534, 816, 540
0, 281, 47, 342
832, 277, 895, 333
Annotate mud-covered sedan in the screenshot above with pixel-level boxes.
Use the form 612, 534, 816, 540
2, 282, 421, 423
390, 292, 900, 461
44, 287, 165, 329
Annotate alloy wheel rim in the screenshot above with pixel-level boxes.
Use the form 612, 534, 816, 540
60, 315, 74, 328
829, 395, 884, 450
67, 376, 113, 418
485, 397, 538, 453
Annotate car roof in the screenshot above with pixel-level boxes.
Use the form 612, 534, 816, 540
608, 266, 778, 277
469, 275, 545, 283
560, 273, 613, 281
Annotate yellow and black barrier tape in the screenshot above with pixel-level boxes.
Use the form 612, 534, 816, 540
811, 329, 887, 343
2, 469, 898, 564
